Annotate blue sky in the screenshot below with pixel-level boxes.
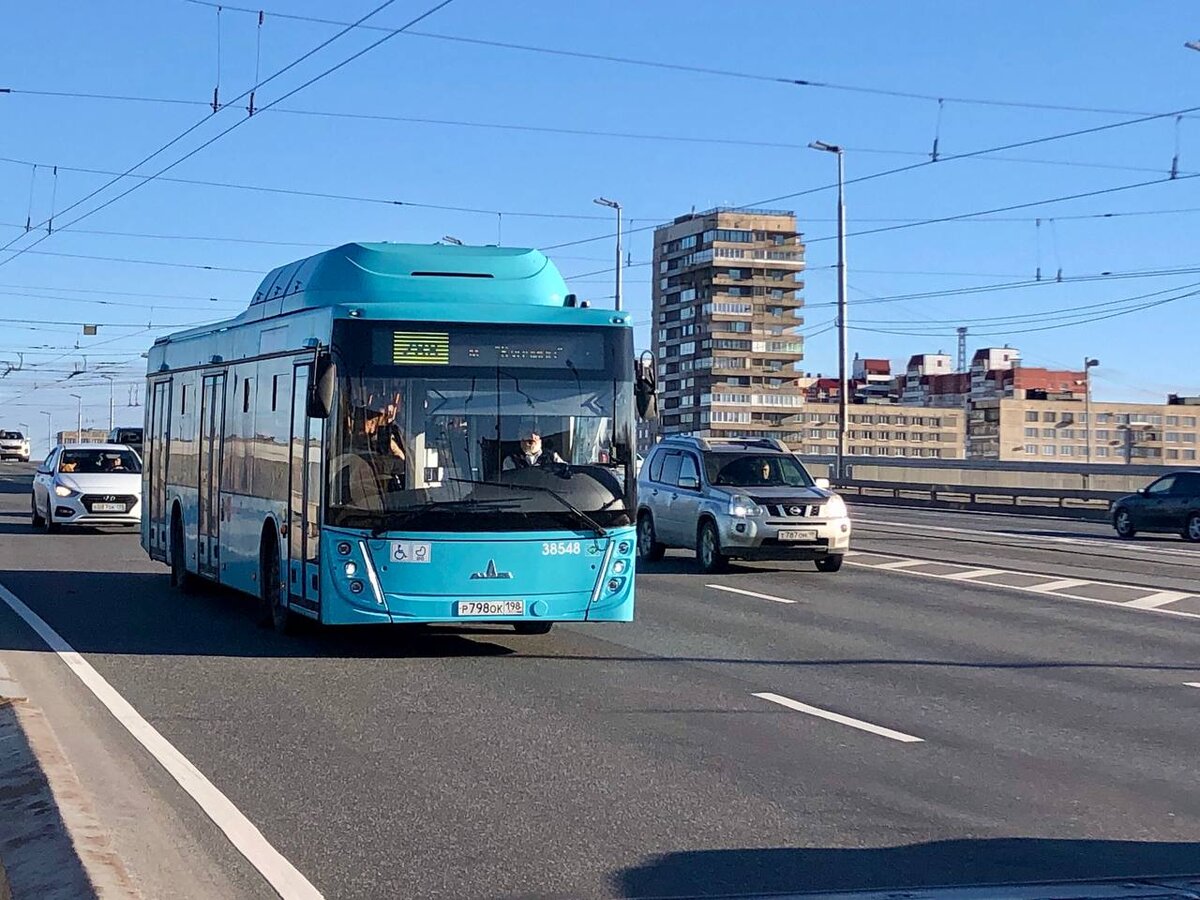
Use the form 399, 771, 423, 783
3, 1, 1200, 450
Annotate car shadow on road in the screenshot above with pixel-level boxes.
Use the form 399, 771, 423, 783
0, 570, 517, 660
616, 838, 1200, 898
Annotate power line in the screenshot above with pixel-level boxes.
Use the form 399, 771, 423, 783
181, 1, 1200, 121
0, 219, 330, 249
0, 281, 234, 303
0, 0, 457, 272
0, 247, 264, 274
10, 88, 1197, 179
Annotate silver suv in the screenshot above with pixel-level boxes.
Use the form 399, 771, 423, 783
636, 437, 851, 573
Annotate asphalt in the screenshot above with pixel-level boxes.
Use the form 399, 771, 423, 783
0, 462, 1198, 899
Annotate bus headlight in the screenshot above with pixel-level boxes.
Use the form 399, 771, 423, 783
343, 561, 358, 577
611, 559, 627, 575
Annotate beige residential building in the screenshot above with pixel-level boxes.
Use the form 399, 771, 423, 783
969, 397, 1200, 464
792, 403, 966, 459
651, 207, 806, 442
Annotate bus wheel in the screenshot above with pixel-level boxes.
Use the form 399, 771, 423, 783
513, 622, 553, 635
258, 533, 294, 634
170, 513, 196, 593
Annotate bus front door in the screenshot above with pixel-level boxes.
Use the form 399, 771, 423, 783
147, 379, 172, 559
197, 372, 226, 580
288, 363, 321, 614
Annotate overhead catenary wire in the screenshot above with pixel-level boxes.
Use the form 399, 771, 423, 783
181, 0, 1200, 121
0, 0, 458, 273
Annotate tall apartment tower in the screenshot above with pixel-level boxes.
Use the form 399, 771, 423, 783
651, 208, 806, 442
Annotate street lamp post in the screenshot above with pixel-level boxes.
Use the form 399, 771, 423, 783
40, 411, 52, 453
809, 141, 849, 480
1083, 358, 1099, 464
99, 374, 116, 432
593, 197, 623, 312
69, 393, 82, 443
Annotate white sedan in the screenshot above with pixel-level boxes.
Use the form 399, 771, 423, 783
31, 444, 142, 532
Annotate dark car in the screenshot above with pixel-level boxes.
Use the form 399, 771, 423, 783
106, 427, 143, 459
1111, 470, 1200, 542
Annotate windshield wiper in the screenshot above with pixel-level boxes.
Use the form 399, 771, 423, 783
449, 477, 607, 537
369, 498, 526, 537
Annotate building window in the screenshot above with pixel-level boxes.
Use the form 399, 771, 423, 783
1043, 445, 1056, 455
1183, 434, 1197, 443
1042, 412, 1057, 422
1184, 416, 1197, 427
1096, 413, 1111, 424
1095, 429, 1109, 440
1168, 448, 1180, 460
1060, 445, 1075, 456
1166, 432, 1181, 442
1025, 411, 1039, 422
1095, 446, 1109, 457
1167, 416, 1179, 426
1024, 444, 1037, 455
1041, 428, 1055, 438
1185, 449, 1197, 460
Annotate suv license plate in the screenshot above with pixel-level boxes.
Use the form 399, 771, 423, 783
92, 502, 126, 512
457, 600, 525, 617
777, 529, 818, 541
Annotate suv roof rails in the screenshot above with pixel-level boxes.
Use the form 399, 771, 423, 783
659, 435, 790, 453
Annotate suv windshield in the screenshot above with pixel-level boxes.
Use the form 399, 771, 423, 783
0, 431, 23, 440
706, 453, 813, 488
58, 448, 142, 475
113, 429, 142, 444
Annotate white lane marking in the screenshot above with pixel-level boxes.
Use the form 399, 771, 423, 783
941, 568, 1003, 580
707, 584, 797, 604
1185, 682, 1200, 688
752, 692, 924, 743
856, 517, 1200, 561
0, 583, 324, 900
871, 559, 929, 570
843, 554, 1200, 621
1125, 590, 1193, 609
1029, 578, 1089, 591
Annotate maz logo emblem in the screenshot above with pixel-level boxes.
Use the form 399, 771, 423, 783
470, 559, 513, 580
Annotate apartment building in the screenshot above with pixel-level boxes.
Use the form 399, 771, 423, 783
969, 396, 1200, 464
651, 207, 806, 442
792, 403, 966, 459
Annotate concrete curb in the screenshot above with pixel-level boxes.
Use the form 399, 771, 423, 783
0, 662, 140, 899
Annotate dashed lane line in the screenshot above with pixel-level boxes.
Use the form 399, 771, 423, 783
752, 692, 924, 744
707, 584, 798, 604
0, 583, 324, 900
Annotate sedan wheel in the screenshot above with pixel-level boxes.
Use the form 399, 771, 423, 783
30, 495, 44, 528
1113, 509, 1136, 539
1185, 513, 1200, 544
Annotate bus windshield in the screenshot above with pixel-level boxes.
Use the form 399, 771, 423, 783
326, 321, 635, 533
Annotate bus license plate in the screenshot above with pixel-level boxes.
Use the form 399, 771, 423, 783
777, 529, 817, 542
92, 502, 126, 512
457, 600, 524, 617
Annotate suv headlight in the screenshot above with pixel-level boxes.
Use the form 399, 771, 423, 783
727, 494, 763, 518
823, 494, 847, 518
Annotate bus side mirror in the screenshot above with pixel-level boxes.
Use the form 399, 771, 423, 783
308, 353, 336, 419
634, 351, 657, 421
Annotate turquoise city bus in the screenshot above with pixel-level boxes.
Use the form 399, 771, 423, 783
142, 242, 640, 633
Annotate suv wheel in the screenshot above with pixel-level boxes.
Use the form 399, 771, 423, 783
637, 513, 665, 562
815, 555, 844, 573
696, 520, 729, 574
1113, 508, 1136, 539
1184, 512, 1200, 544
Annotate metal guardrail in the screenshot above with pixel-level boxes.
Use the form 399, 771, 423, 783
836, 478, 1124, 520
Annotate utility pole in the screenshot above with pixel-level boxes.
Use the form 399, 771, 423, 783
100, 374, 115, 432
1083, 358, 1099, 464
593, 197, 623, 312
809, 141, 848, 479
70, 393, 82, 443
40, 411, 51, 453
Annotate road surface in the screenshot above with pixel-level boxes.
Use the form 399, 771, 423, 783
0, 462, 1197, 899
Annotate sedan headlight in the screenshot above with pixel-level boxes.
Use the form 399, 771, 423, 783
823, 494, 848, 518
727, 494, 764, 518
53, 483, 78, 498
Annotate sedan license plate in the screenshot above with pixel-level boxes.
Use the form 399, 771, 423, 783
92, 502, 126, 512
777, 529, 818, 542
457, 600, 525, 617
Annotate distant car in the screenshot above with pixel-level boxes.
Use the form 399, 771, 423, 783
31, 444, 142, 532
636, 436, 851, 573
0, 430, 30, 462
1111, 470, 1200, 542
106, 426, 144, 458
